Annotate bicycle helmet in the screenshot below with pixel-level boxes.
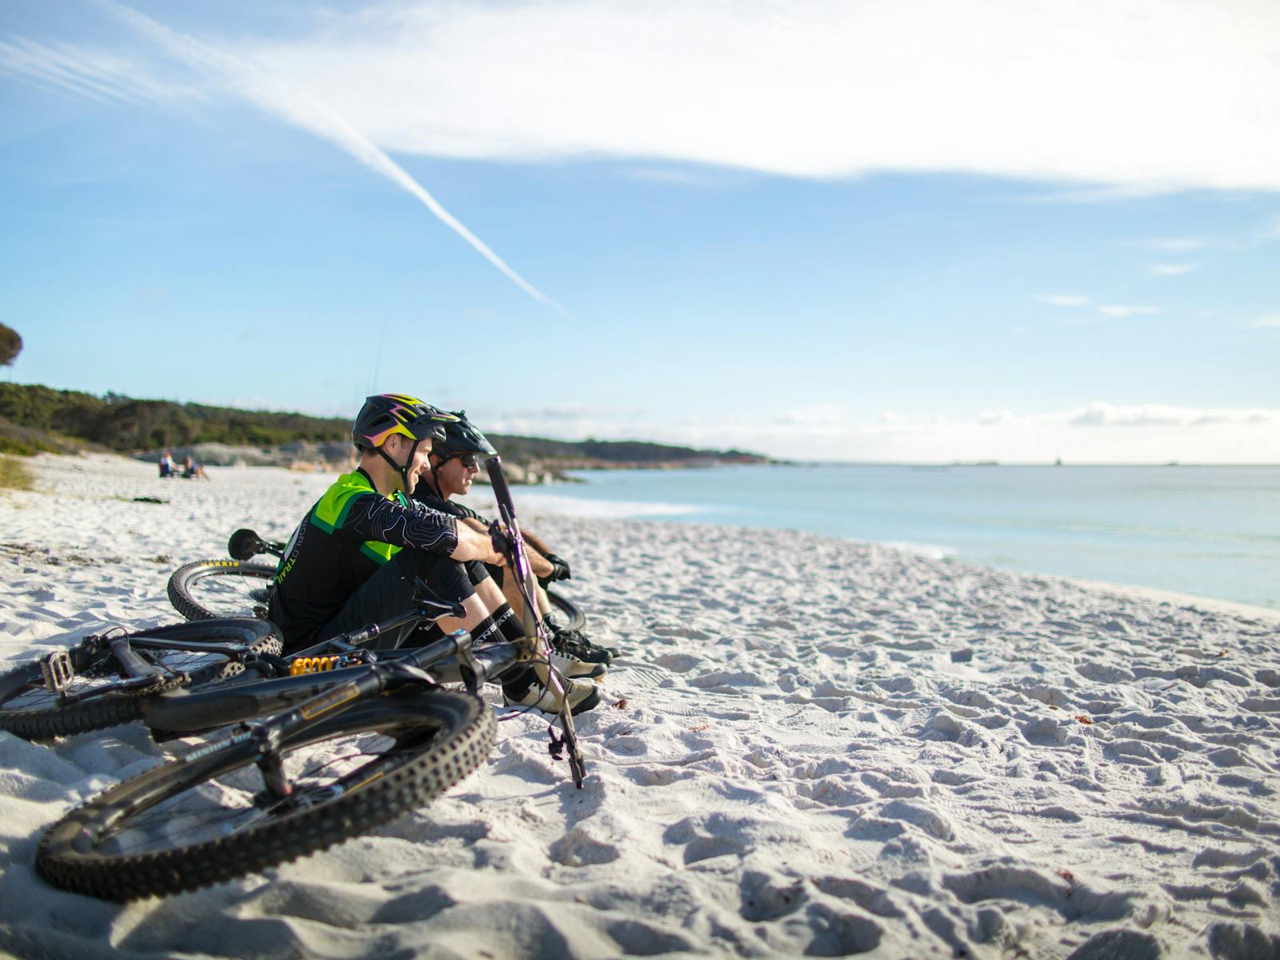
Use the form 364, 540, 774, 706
352, 394, 457, 493
436, 411, 498, 459
428, 411, 497, 495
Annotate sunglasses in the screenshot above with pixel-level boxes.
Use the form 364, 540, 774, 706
447, 453, 480, 469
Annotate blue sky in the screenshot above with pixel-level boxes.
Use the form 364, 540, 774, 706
2, 0, 1278, 462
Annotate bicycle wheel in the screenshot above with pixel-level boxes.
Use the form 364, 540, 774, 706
168, 559, 277, 621
547, 588, 586, 632
37, 688, 494, 901
0, 619, 282, 741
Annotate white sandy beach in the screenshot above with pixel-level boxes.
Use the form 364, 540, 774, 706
2, 453, 1279, 959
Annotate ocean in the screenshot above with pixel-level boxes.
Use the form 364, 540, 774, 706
513, 464, 1280, 611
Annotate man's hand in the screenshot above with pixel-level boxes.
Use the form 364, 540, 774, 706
542, 553, 571, 582
488, 520, 511, 560
450, 520, 506, 566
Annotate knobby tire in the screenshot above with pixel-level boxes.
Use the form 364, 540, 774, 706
37, 689, 494, 901
168, 559, 278, 621
168, 557, 587, 633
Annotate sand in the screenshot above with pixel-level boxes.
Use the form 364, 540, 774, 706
2, 453, 1278, 959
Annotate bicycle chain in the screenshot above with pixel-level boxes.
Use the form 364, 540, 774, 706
117, 673, 192, 698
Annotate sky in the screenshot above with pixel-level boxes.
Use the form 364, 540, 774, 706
1, 0, 1278, 463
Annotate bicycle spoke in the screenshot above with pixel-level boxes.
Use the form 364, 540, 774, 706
93, 730, 424, 855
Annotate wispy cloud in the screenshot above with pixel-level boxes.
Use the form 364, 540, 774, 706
1036, 294, 1091, 307
479, 400, 1280, 462
1068, 402, 1273, 428
1099, 304, 1161, 318
1254, 314, 1280, 328
51, 2, 567, 314
1151, 263, 1196, 276
0, 35, 204, 106
12, 0, 1279, 193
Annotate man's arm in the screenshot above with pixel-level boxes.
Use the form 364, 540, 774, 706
460, 519, 540, 570
451, 521, 506, 566
344, 494, 503, 566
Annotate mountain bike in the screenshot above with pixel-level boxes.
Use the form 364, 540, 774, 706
33, 456, 590, 900
167, 528, 588, 630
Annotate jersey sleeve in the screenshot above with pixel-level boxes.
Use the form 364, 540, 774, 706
339, 491, 459, 554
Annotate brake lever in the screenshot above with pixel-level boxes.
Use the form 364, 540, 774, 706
411, 577, 466, 619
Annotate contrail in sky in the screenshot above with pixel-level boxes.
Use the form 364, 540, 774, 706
99, 0, 567, 315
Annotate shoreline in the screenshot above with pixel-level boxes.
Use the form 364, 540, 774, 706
514, 479, 1280, 621
1063, 576, 1280, 625
3, 453, 1279, 958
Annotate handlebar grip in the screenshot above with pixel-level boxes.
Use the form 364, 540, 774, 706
485, 456, 515, 519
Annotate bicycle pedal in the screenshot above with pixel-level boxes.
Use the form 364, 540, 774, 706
41, 650, 74, 693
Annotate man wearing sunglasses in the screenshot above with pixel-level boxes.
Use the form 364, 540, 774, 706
412, 411, 618, 668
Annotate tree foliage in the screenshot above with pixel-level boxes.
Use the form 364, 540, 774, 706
0, 384, 349, 453
0, 382, 769, 464
0, 324, 21, 366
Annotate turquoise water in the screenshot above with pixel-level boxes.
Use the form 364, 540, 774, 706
517, 464, 1280, 610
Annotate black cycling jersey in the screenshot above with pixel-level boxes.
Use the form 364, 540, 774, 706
412, 484, 487, 524
269, 468, 459, 646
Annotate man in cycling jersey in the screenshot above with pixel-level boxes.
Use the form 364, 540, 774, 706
269, 394, 600, 714
412, 411, 617, 666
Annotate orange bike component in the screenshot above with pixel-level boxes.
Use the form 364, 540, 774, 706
289, 656, 343, 676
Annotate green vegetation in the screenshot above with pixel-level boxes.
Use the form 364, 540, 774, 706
488, 433, 764, 466
0, 383, 768, 467
0, 454, 34, 491
0, 324, 21, 367
0, 384, 348, 454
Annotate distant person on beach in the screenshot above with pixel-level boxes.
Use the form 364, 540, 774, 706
268, 393, 602, 715
411, 410, 616, 667
182, 456, 209, 480
158, 451, 175, 478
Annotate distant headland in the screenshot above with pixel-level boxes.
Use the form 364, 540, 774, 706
0, 383, 770, 483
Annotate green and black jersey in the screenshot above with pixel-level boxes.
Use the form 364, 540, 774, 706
269, 468, 459, 645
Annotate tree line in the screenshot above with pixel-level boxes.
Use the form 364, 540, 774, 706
0, 383, 767, 465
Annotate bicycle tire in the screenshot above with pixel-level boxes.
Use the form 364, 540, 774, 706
37, 688, 494, 901
547, 589, 586, 632
168, 559, 277, 621
170, 558, 587, 633
0, 619, 282, 741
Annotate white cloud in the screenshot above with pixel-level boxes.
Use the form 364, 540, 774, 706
480, 401, 1280, 463
1067, 402, 1273, 427
1254, 314, 1280, 328
1099, 304, 1161, 318
9, 0, 1280, 192
1037, 294, 1091, 307
1151, 263, 1196, 276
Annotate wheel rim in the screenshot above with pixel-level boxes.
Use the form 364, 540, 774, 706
180, 566, 274, 619
82, 717, 447, 857
0, 643, 235, 718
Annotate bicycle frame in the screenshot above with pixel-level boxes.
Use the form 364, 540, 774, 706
141, 628, 520, 733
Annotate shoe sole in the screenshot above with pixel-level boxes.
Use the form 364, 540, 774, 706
502, 684, 602, 715
562, 663, 608, 681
